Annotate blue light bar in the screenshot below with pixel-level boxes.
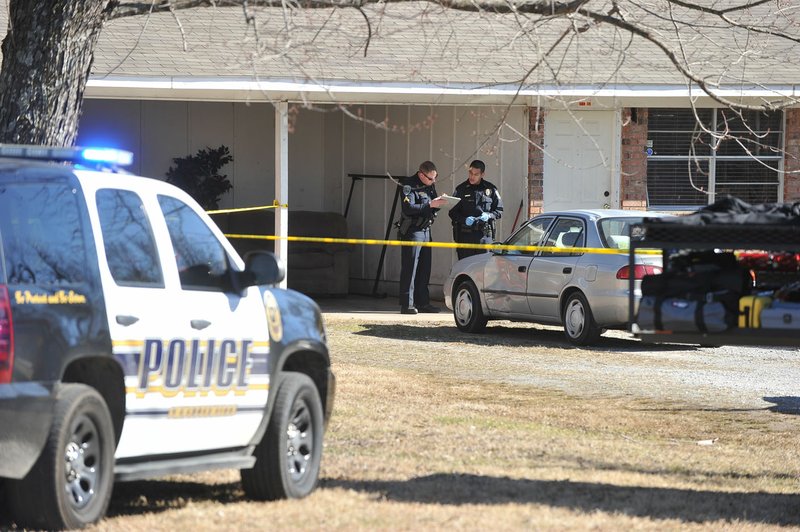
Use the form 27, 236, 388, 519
81, 147, 134, 166
0, 144, 134, 168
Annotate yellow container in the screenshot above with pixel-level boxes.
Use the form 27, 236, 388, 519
738, 295, 773, 328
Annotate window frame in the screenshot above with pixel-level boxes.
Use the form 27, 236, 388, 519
157, 194, 234, 293
0, 179, 90, 286
540, 217, 586, 257
96, 188, 165, 289
646, 108, 785, 210
500, 216, 554, 255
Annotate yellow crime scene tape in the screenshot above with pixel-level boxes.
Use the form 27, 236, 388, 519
209, 204, 661, 255
206, 201, 287, 215
223, 233, 662, 255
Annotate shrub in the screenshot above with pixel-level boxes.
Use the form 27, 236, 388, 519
166, 145, 233, 210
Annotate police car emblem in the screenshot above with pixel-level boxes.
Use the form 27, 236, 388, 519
263, 291, 284, 342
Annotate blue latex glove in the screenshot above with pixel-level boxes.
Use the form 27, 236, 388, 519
479, 212, 491, 222
465, 216, 475, 227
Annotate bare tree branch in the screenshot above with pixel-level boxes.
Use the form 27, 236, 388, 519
355, 6, 372, 56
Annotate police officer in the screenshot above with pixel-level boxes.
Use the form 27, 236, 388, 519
449, 160, 503, 260
398, 161, 447, 314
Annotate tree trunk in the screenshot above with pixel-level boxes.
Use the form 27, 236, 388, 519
0, 0, 112, 146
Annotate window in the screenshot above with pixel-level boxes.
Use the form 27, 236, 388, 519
504, 217, 553, 254
158, 195, 230, 291
0, 182, 88, 285
542, 218, 584, 256
646, 108, 783, 208
96, 189, 163, 287
597, 217, 645, 250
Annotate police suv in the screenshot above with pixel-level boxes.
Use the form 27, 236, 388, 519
0, 145, 335, 529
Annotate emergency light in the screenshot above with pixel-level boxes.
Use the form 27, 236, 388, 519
0, 144, 134, 168
81, 147, 134, 166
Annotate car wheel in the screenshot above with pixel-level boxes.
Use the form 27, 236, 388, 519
8, 383, 115, 529
241, 372, 323, 500
562, 292, 602, 346
453, 280, 487, 333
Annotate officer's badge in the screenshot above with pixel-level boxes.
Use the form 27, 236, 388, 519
486, 188, 492, 196
403, 196, 410, 203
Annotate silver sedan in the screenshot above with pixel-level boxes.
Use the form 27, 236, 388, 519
444, 209, 672, 345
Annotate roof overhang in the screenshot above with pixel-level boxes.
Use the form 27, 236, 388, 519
85, 76, 800, 108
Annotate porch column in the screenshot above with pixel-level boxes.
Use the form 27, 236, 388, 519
275, 101, 289, 288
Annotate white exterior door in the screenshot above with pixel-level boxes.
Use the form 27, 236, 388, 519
543, 110, 618, 211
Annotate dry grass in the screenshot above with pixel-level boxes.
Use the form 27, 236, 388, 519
3, 317, 800, 530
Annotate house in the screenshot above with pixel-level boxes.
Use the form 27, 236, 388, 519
66, 4, 800, 296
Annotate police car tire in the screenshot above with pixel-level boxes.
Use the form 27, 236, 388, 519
562, 292, 602, 346
241, 372, 323, 500
8, 383, 115, 530
453, 280, 488, 333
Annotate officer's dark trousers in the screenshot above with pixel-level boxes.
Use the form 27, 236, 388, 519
454, 227, 492, 261
399, 228, 431, 309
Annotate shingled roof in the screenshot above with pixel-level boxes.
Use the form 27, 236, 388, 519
9, 2, 800, 103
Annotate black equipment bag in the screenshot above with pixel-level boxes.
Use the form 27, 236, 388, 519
638, 251, 750, 332
638, 291, 739, 333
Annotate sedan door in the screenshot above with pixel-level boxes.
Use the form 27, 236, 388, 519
484, 217, 553, 316
527, 217, 586, 320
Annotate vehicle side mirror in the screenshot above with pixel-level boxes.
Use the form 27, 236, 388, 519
243, 250, 286, 286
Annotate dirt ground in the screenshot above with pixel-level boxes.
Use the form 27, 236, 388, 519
2, 316, 800, 530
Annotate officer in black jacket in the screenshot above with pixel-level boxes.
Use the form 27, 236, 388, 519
398, 161, 447, 314
448, 160, 503, 260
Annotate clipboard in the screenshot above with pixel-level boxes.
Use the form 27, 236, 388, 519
436, 194, 462, 208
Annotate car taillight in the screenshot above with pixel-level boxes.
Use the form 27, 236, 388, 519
0, 285, 14, 384
616, 265, 663, 280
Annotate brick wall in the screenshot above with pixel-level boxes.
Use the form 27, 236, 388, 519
526, 106, 799, 213
527, 106, 651, 216
527, 107, 545, 216
620, 108, 649, 210
784, 108, 800, 201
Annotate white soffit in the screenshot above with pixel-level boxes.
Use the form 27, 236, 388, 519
85, 77, 800, 108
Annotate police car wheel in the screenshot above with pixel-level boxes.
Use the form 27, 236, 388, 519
8, 384, 115, 529
454, 280, 487, 333
562, 292, 602, 346
241, 372, 323, 500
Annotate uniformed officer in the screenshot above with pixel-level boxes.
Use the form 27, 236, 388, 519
398, 161, 447, 314
448, 160, 503, 260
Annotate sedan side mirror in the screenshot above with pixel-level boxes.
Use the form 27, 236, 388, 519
243, 250, 286, 286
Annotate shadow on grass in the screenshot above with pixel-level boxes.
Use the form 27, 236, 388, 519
324, 473, 800, 525
104, 479, 245, 516
353, 323, 694, 352
0, 479, 245, 527
764, 396, 800, 415
2, 474, 797, 526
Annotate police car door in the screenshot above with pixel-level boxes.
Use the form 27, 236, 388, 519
131, 193, 270, 457
89, 185, 199, 458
